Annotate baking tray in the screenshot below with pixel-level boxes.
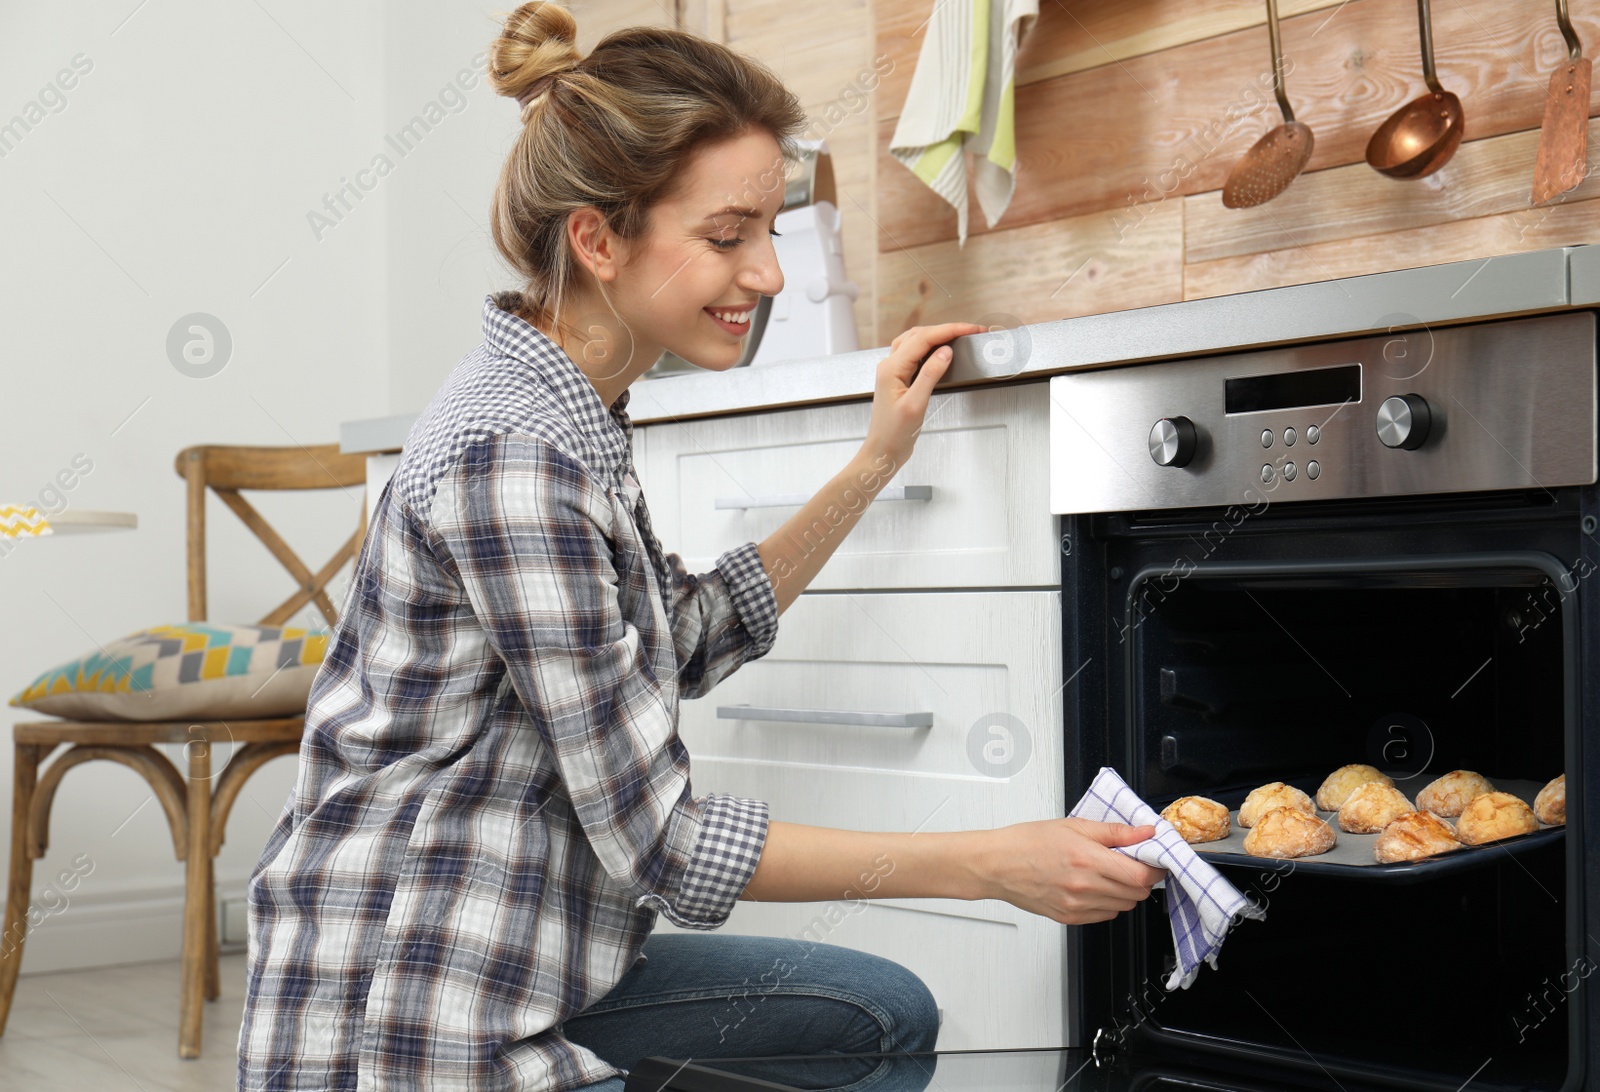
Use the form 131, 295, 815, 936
1181, 777, 1565, 883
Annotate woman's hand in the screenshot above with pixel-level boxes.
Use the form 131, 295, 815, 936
861, 322, 988, 472
976, 818, 1166, 925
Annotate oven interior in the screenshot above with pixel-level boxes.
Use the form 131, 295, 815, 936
1100, 554, 1574, 1088
1136, 566, 1566, 809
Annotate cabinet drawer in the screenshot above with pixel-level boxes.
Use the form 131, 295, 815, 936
636, 382, 1054, 589
677, 590, 1062, 822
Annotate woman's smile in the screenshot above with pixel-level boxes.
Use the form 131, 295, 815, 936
705, 305, 754, 334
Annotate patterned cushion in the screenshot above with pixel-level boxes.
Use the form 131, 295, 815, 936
8, 622, 329, 722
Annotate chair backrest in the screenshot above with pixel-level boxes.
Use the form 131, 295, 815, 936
174, 444, 369, 627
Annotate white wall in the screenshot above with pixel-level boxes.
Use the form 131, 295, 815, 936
384, 0, 515, 414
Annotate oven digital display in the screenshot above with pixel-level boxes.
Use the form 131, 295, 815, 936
1224, 363, 1362, 414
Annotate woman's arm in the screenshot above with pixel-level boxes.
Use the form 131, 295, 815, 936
739, 819, 1165, 926
754, 446, 894, 615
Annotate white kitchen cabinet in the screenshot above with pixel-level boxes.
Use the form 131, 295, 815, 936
636, 381, 1056, 589
653, 590, 1070, 1051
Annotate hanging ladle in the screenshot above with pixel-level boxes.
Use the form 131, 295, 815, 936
1531, 0, 1591, 205
1366, 0, 1464, 179
1223, 0, 1314, 208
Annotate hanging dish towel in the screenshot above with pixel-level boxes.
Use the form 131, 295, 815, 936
1069, 767, 1266, 990
888, 0, 1038, 246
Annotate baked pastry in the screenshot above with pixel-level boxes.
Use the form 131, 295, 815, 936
1374, 811, 1463, 863
1415, 770, 1496, 818
1338, 782, 1415, 833
1534, 775, 1566, 826
1239, 782, 1316, 828
1456, 791, 1540, 845
1161, 796, 1231, 844
1315, 764, 1393, 812
1243, 806, 1337, 859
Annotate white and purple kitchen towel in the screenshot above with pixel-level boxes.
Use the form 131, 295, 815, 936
1068, 767, 1265, 990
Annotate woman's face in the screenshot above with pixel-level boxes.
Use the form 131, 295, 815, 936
608, 128, 788, 372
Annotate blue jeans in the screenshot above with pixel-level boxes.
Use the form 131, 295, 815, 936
563, 932, 942, 1091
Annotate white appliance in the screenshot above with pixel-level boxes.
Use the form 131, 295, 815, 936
744, 197, 859, 366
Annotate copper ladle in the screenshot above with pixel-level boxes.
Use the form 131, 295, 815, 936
1223, 0, 1314, 208
1366, 0, 1464, 179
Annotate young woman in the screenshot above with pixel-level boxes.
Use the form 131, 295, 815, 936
236, 5, 1164, 1090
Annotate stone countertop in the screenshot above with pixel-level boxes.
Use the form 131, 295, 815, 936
342, 246, 1591, 454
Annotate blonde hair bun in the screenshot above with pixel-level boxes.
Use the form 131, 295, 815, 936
489, 2, 582, 106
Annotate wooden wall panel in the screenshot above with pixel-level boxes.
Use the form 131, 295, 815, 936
728, 0, 868, 53
875, 0, 1600, 254
877, 198, 1184, 330
578, 0, 674, 47
1185, 194, 1600, 299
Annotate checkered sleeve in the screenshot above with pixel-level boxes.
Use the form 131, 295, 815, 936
716, 541, 781, 654
647, 539, 780, 701
638, 793, 769, 929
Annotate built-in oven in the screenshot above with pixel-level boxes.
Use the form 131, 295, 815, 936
1049, 310, 1598, 1091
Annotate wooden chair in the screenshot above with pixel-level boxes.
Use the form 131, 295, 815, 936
0, 443, 368, 1058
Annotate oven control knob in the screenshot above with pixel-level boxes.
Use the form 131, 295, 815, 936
1149, 416, 1198, 468
1376, 394, 1432, 450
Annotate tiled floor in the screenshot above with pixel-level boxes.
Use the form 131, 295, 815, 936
0, 954, 247, 1090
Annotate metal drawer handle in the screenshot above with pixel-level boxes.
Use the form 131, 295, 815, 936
713, 485, 933, 510
716, 704, 934, 728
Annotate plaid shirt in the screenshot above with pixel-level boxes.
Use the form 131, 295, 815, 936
237, 293, 779, 1091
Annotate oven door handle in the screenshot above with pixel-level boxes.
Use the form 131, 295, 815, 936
716, 704, 934, 728
713, 485, 933, 510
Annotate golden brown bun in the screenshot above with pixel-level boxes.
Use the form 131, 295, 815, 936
1315, 764, 1393, 811
1338, 782, 1415, 833
1243, 806, 1337, 859
1161, 796, 1231, 844
1239, 782, 1316, 828
1534, 775, 1566, 826
1374, 811, 1463, 863
1415, 771, 1496, 818
1456, 791, 1540, 845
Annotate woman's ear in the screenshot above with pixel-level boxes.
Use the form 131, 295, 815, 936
567, 205, 627, 284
